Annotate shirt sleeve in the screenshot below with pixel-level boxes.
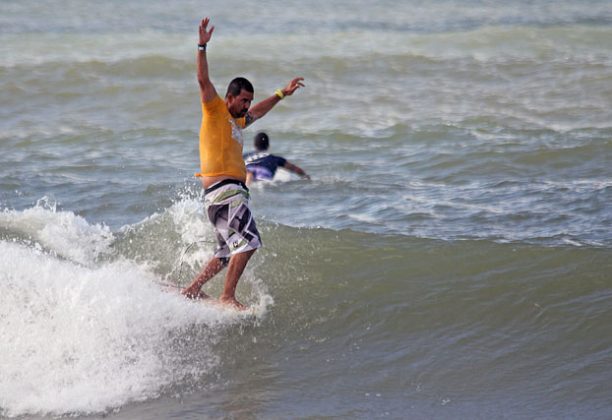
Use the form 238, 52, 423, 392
274, 155, 287, 167
201, 95, 224, 115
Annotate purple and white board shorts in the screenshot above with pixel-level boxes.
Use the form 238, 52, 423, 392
204, 179, 262, 260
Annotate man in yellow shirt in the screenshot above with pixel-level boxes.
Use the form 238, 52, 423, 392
181, 17, 304, 309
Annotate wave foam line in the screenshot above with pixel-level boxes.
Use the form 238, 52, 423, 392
0, 228, 267, 417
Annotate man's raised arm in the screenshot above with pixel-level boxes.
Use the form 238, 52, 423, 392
197, 17, 218, 103
246, 77, 305, 125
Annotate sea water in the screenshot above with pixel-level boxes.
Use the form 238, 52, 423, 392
1, 0, 612, 418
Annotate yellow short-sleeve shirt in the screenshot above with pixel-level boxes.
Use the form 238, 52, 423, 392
196, 95, 247, 180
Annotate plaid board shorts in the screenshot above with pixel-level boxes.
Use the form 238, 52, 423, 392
204, 179, 262, 260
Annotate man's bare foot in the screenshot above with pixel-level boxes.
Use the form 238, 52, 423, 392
181, 288, 210, 300
218, 295, 247, 310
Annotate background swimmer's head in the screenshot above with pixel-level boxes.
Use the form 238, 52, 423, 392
254, 132, 269, 151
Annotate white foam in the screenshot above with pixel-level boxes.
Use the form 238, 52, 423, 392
0, 198, 113, 266
247, 168, 299, 190
0, 200, 272, 417
0, 239, 263, 417
167, 193, 210, 246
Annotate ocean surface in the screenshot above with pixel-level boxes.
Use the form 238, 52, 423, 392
1, 0, 612, 418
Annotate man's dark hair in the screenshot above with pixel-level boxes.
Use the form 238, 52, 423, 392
226, 77, 254, 98
254, 132, 269, 151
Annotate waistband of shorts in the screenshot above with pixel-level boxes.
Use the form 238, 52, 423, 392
205, 179, 249, 195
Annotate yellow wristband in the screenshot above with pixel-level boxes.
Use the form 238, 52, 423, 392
274, 89, 285, 99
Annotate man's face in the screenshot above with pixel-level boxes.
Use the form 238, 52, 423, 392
227, 89, 254, 118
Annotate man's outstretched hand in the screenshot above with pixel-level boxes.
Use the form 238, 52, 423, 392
199, 17, 214, 44
282, 77, 305, 96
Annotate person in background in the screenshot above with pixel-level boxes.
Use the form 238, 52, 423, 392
244, 132, 310, 185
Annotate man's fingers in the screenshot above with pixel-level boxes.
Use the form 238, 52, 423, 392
291, 77, 305, 88
284, 78, 305, 95
199, 18, 214, 43
200, 17, 213, 34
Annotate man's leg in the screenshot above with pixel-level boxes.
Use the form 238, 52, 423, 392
181, 256, 227, 299
219, 249, 256, 309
